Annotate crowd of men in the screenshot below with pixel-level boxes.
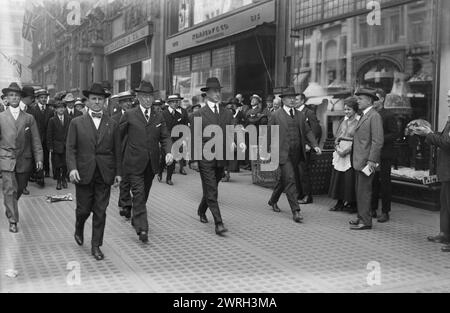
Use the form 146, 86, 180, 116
1, 77, 450, 261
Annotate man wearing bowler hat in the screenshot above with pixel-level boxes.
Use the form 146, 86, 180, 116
28, 88, 54, 184
158, 93, 189, 185
267, 87, 321, 223
119, 80, 173, 243
47, 100, 70, 190
191, 77, 238, 235
349, 87, 384, 230
112, 90, 135, 219
67, 83, 122, 260
0, 83, 43, 233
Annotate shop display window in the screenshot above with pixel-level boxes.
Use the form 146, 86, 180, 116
291, 0, 436, 183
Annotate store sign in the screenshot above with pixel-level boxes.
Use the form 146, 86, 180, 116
105, 25, 151, 55
293, 0, 417, 30
423, 175, 439, 185
166, 0, 275, 55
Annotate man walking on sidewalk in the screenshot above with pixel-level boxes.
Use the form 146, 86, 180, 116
67, 83, 122, 261
0, 83, 43, 233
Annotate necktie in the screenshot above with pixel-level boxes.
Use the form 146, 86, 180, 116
214, 104, 218, 115
60, 116, 64, 125
289, 108, 294, 119
69, 110, 73, 117
92, 112, 102, 119
145, 109, 150, 122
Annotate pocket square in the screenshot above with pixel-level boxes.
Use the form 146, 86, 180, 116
25, 127, 30, 131
155, 123, 162, 128
177, 118, 182, 122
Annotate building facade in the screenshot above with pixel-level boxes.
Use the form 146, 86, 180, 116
165, 0, 277, 105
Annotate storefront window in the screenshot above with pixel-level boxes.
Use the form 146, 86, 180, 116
172, 46, 235, 105
113, 66, 128, 93
142, 59, 151, 81
291, 0, 435, 182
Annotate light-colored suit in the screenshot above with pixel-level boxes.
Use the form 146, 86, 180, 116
0, 109, 43, 223
352, 107, 384, 226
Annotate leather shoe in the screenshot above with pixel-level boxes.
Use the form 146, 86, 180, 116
441, 245, 450, 252
22, 187, 30, 195
215, 223, 228, 235
198, 213, 208, 223
166, 179, 174, 186
349, 218, 361, 226
377, 213, 390, 223
74, 220, 84, 246
139, 231, 149, 243
9, 223, 18, 233
119, 207, 131, 219
62, 179, 68, 189
74, 233, 83, 246
157, 174, 162, 182
350, 224, 372, 230
427, 234, 450, 244
268, 201, 281, 213
179, 168, 187, 175
330, 201, 344, 212
293, 211, 303, 223
91, 247, 104, 261
370, 211, 378, 218
298, 196, 313, 204
56, 180, 62, 190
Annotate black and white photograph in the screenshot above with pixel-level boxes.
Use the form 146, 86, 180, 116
0, 0, 449, 300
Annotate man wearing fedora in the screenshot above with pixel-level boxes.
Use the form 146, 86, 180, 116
67, 83, 122, 260
47, 100, 70, 190
267, 87, 321, 223
0, 83, 43, 233
349, 88, 384, 230
64, 93, 83, 120
28, 88, 54, 185
158, 93, 189, 185
112, 90, 135, 219
191, 77, 237, 235
119, 80, 173, 243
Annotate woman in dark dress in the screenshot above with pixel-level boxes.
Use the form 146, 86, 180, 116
328, 97, 360, 212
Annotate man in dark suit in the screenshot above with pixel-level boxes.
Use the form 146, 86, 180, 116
47, 100, 70, 190
296, 93, 322, 204
119, 81, 173, 243
191, 77, 238, 235
64, 93, 83, 120
268, 87, 321, 223
111, 90, 135, 219
415, 90, 450, 253
371, 89, 399, 223
28, 88, 54, 185
67, 83, 122, 261
0, 83, 43, 233
350, 88, 384, 230
158, 93, 189, 185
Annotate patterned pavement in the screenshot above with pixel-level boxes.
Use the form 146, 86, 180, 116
1, 169, 449, 293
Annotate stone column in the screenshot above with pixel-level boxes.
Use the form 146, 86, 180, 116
78, 50, 91, 91
91, 42, 104, 83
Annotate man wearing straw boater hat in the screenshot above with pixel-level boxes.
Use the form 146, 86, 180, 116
112, 90, 135, 220
119, 80, 173, 243
191, 77, 238, 236
267, 87, 321, 223
67, 83, 122, 261
0, 83, 43, 233
158, 93, 189, 185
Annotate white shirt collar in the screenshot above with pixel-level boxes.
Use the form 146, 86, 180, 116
88, 109, 102, 119
207, 100, 219, 113
298, 104, 305, 112
140, 105, 150, 115
363, 106, 373, 115
168, 107, 175, 114
67, 108, 74, 113
10, 105, 21, 114
283, 105, 295, 115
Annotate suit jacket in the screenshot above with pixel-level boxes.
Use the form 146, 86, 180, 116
162, 108, 189, 141
0, 109, 43, 173
378, 108, 399, 159
47, 113, 70, 154
425, 121, 450, 182
352, 107, 384, 171
28, 105, 54, 144
190, 104, 234, 167
119, 106, 172, 176
66, 114, 122, 185
300, 105, 322, 144
65, 108, 83, 121
268, 108, 318, 165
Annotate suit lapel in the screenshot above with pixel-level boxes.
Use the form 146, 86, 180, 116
83, 114, 97, 146
96, 116, 110, 145
5, 109, 18, 131
135, 107, 149, 126
355, 109, 372, 131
